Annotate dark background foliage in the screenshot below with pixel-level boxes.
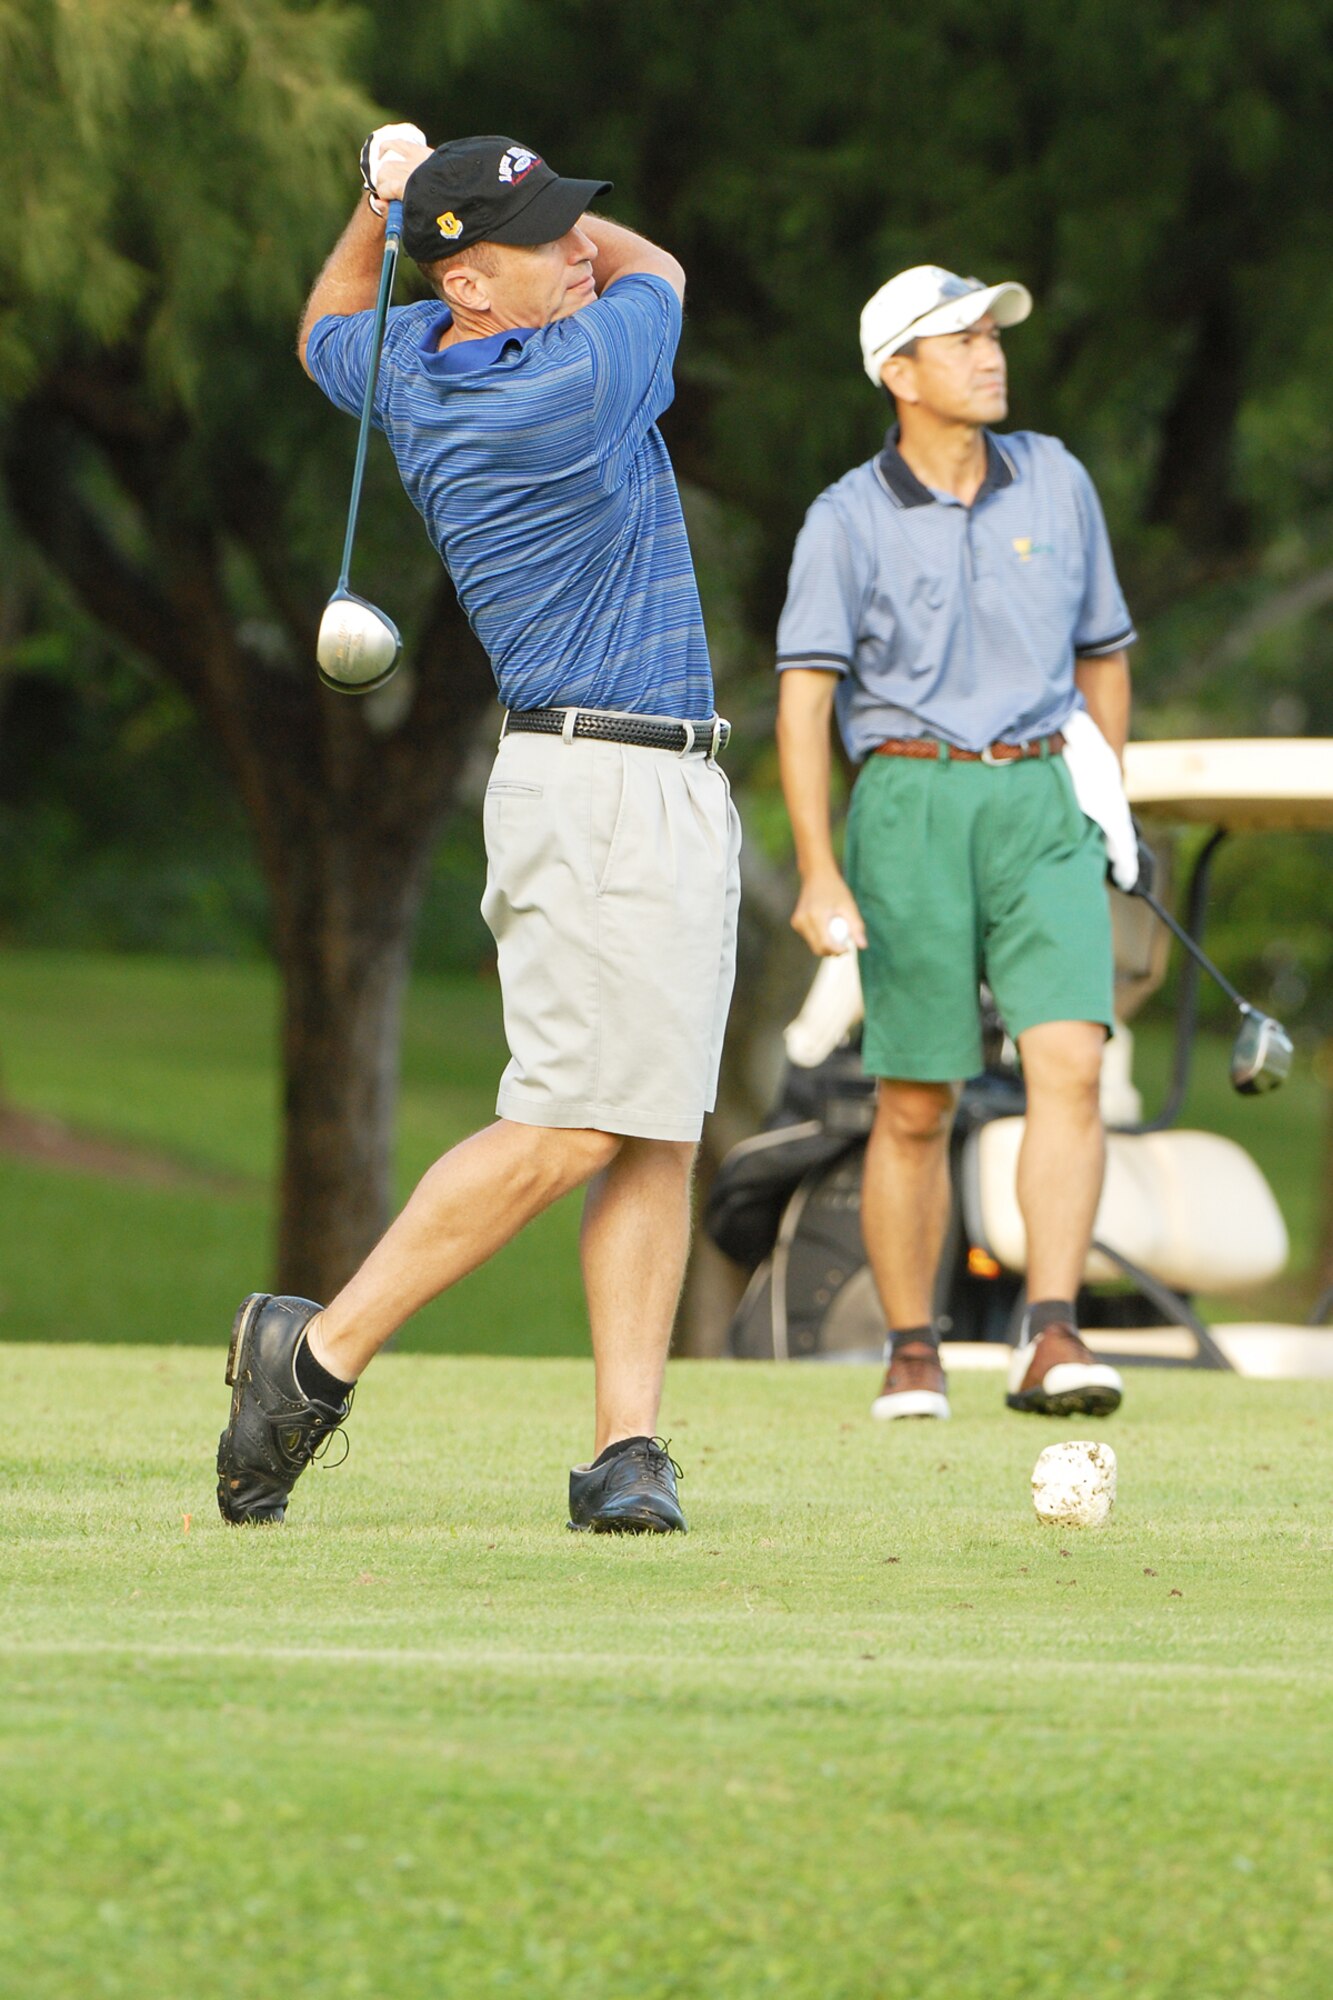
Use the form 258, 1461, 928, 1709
1, 0, 1329, 1291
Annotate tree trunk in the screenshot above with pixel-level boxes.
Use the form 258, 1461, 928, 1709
272, 842, 421, 1299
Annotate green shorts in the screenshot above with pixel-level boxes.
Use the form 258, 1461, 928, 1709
844, 747, 1113, 1082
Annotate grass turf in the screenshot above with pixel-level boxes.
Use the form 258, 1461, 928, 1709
2, 1348, 1331, 1998
0, 949, 1325, 1356
0, 951, 590, 1354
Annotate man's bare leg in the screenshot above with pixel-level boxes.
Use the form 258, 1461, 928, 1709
862, 1079, 960, 1326
579, 1137, 696, 1457
308, 1120, 621, 1381
1005, 1019, 1122, 1413
1015, 1020, 1106, 1298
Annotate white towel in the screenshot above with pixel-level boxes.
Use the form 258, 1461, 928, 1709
783, 951, 864, 1068
1061, 707, 1139, 890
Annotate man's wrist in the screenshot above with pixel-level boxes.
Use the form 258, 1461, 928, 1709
796, 853, 842, 885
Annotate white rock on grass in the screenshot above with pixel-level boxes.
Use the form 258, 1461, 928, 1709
1031, 1440, 1117, 1528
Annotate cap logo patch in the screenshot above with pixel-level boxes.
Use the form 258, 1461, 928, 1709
436, 211, 463, 241
498, 145, 540, 185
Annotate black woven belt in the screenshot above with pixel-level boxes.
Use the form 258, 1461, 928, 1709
503, 706, 730, 756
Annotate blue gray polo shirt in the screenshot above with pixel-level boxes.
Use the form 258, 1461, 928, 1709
306, 274, 713, 721
776, 429, 1136, 760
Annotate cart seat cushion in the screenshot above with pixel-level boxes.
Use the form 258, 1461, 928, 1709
962, 1119, 1288, 1292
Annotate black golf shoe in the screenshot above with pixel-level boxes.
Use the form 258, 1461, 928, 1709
216, 1293, 352, 1525
568, 1436, 687, 1535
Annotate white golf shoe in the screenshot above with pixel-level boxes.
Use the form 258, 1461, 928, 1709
1005, 1322, 1123, 1417
871, 1341, 951, 1421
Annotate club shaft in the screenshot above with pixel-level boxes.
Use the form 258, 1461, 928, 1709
337, 201, 403, 590
1136, 884, 1248, 1012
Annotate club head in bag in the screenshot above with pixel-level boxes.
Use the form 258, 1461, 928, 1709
1231, 1008, 1293, 1095
316, 588, 402, 694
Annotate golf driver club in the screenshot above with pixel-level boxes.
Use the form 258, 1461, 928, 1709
1126, 846, 1293, 1094
316, 199, 404, 695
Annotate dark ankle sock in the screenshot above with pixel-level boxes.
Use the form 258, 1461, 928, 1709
294, 1332, 354, 1407
889, 1324, 938, 1356
1025, 1298, 1077, 1340
592, 1434, 651, 1468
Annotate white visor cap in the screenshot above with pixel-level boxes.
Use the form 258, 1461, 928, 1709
860, 265, 1033, 384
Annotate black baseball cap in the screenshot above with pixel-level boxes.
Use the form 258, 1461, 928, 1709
402, 136, 611, 262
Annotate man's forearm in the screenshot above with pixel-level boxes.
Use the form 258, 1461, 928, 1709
580, 214, 685, 301
298, 201, 386, 374
778, 669, 868, 954
1075, 650, 1131, 763
777, 673, 840, 879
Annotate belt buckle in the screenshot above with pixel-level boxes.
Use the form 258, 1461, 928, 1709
981, 740, 1022, 766
709, 715, 730, 760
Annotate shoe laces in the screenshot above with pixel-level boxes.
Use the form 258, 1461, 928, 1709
644, 1436, 683, 1484
304, 1386, 356, 1469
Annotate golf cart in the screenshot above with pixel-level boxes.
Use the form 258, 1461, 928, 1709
705, 738, 1333, 1380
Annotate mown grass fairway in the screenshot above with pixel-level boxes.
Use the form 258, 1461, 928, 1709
3, 1348, 1331, 1998
0, 952, 591, 1354
0, 949, 1326, 1356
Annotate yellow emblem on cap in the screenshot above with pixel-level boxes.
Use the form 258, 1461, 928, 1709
436, 211, 463, 240
1012, 537, 1033, 562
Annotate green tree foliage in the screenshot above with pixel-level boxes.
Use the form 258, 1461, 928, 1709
419, 0, 1333, 703
2, 0, 1330, 1297
426, 1, 1333, 1015
0, 0, 508, 1298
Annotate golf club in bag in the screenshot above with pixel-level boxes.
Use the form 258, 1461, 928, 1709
316, 199, 404, 695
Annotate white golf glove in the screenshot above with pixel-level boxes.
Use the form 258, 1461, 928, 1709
359, 123, 428, 214
1061, 705, 1139, 890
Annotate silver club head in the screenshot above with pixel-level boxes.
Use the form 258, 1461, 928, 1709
1230, 1009, 1293, 1095
316, 588, 401, 694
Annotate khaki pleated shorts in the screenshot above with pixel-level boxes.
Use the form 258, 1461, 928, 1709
480, 730, 742, 1142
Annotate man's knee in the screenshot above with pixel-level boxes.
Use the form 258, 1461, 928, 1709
1020, 1023, 1105, 1110
497, 1121, 623, 1200
873, 1079, 959, 1146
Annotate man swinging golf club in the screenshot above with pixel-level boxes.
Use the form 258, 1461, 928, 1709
215, 128, 739, 1532
776, 265, 1134, 1423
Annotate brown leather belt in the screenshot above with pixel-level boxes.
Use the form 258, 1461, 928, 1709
873, 732, 1065, 765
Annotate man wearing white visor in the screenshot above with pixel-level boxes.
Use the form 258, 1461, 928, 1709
775, 264, 1136, 1423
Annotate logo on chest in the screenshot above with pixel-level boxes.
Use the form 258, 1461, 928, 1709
1012, 536, 1057, 563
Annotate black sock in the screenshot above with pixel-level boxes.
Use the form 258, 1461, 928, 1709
1024, 1298, 1077, 1341
592, 1435, 651, 1468
294, 1332, 354, 1407
888, 1324, 938, 1357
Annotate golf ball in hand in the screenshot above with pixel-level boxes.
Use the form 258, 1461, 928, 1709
1031, 1440, 1117, 1528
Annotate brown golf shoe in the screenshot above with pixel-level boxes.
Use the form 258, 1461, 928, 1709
870, 1342, 951, 1421
1005, 1322, 1123, 1417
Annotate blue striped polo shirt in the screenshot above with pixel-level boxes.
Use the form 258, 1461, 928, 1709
306, 274, 713, 720
776, 428, 1136, 760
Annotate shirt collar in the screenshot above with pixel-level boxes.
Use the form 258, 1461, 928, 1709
875, 426, 1017, 508
418, 310, 537, 375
